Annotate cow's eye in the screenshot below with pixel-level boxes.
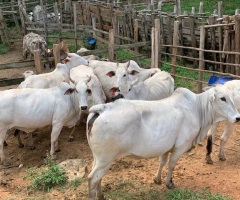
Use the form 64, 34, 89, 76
87, 89, 92, 96
123, 74, 126, 77
129, 88, 131, 92
220, 97, 226, 102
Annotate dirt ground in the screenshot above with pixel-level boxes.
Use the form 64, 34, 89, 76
1, 47, 240, 200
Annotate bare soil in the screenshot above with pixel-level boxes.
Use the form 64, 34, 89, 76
0, 48, 240, 200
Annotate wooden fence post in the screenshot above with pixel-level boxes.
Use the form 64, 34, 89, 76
134, 19, 139, 53
73, 2, 77, 52
155, 19, 160, 68
199, 1, 203, 14
151, 27, 155, 68
171, 21, 179, 78
191, 7, 195, 15
34, 50, 42, 74
235, 15, 240, 75
198, 26, 205, 93
218, 1, 223, 72
92, 18, 96, 36
176, 0, 181, 16
209, 16, 217, 71
53, 44, 60, 66
108, 29, 115, 61
189, 17, 197, 68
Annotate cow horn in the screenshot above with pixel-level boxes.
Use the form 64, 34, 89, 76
87, 75, 91, 83
69, 77, 75, 84
126, 61, 130, 68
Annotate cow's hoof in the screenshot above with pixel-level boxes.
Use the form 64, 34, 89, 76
3, 141, 8, 146
68, 137, 74, 142
29, 146, 36, 150
55, 149, 61, 153
206, 156, 213, 164
51, 154, 57, 160
153, 177, 162, 185
18, 143, 24, 148
166, 182, 175, 189
219, 157, 226, 161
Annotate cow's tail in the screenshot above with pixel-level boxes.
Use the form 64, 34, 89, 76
206, 135, 212, 155
87, 104, 106, 139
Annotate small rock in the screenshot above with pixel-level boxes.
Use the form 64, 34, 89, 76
19, 164, 23, 168
58, 159, 88, 181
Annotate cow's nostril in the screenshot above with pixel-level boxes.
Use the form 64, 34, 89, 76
236, 117, 240, 122
81, 106, 88, 110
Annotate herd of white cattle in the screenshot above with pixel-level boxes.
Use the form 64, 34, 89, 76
1, 52, 240, 199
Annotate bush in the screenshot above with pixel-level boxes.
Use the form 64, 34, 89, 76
25, 155, 67, 192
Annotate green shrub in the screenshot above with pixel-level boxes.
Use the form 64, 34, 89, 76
25, 155, 67, 192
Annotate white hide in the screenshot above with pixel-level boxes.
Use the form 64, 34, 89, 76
21, 70, 35, 80
18, 53, 88, 89
118, 71, 174, 100
206, 80, 240, 163
0, 82, 83, 164
87, 86, 240, 199
70, 65, 106, 109
115, 61, 161, 86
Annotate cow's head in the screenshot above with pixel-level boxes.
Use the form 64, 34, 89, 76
21, 70, 35, 80
210, 86, 240, 123
65, 75, 92, 111
63, 53, 89, 68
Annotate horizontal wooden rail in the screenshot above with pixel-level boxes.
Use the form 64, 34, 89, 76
0, 57, 54, 70
162, 44, 240, 56
161, 52, 240, 67
0, 78, 24, 87
161, 61, 240, 79
77, 41, 151, 56
204, 23, 235, 29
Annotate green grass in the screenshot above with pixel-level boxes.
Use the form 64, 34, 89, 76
105, 180, 232, 200
25, 155, 67, 192
70, 178, 85, 187
0, 43, 9, 55
161, 0, 238, 16
165, 189, 233, 200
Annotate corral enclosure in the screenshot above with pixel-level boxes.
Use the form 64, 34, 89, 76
1, 0, 240, 199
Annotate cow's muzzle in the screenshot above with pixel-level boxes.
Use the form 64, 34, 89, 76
236, 117, 240, 123
81, 106, 88, 110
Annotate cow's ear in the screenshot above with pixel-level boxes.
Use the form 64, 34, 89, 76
210, 94, 215, 105
129, 70, 139, 75
64, 88, 75, 95
106, 71, 115, 78
126, 61, 130, 69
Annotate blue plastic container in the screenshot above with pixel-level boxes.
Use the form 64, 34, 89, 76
208, 75, 233, 86
208, 75, 218, 86
87, 38, 96, 45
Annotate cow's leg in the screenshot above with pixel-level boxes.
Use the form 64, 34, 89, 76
3, 140, 8, 146
206, 122, 219, 164
22, 50, 27, 60
88, 160, 112, 200
0, 128, 8, 165
68, 126, 75, 142
14, 129, 24, 148
154, 152, 169, 185
166, 145, 190, 189
50, 124, 63, 159
28, 133, 35, 150
219, 121, 235, 161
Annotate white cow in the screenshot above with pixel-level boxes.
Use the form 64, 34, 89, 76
15, 53, 88, 148
0, 82, 87, 165
86, 86, 240, 199
112, 71, 174, 100
21, 70, 35, 80
206, 80, 240, 164
115, 61, 161, 86
90, 60, 160, 101
68, 65, 106, 141
18, 53, 88, 89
